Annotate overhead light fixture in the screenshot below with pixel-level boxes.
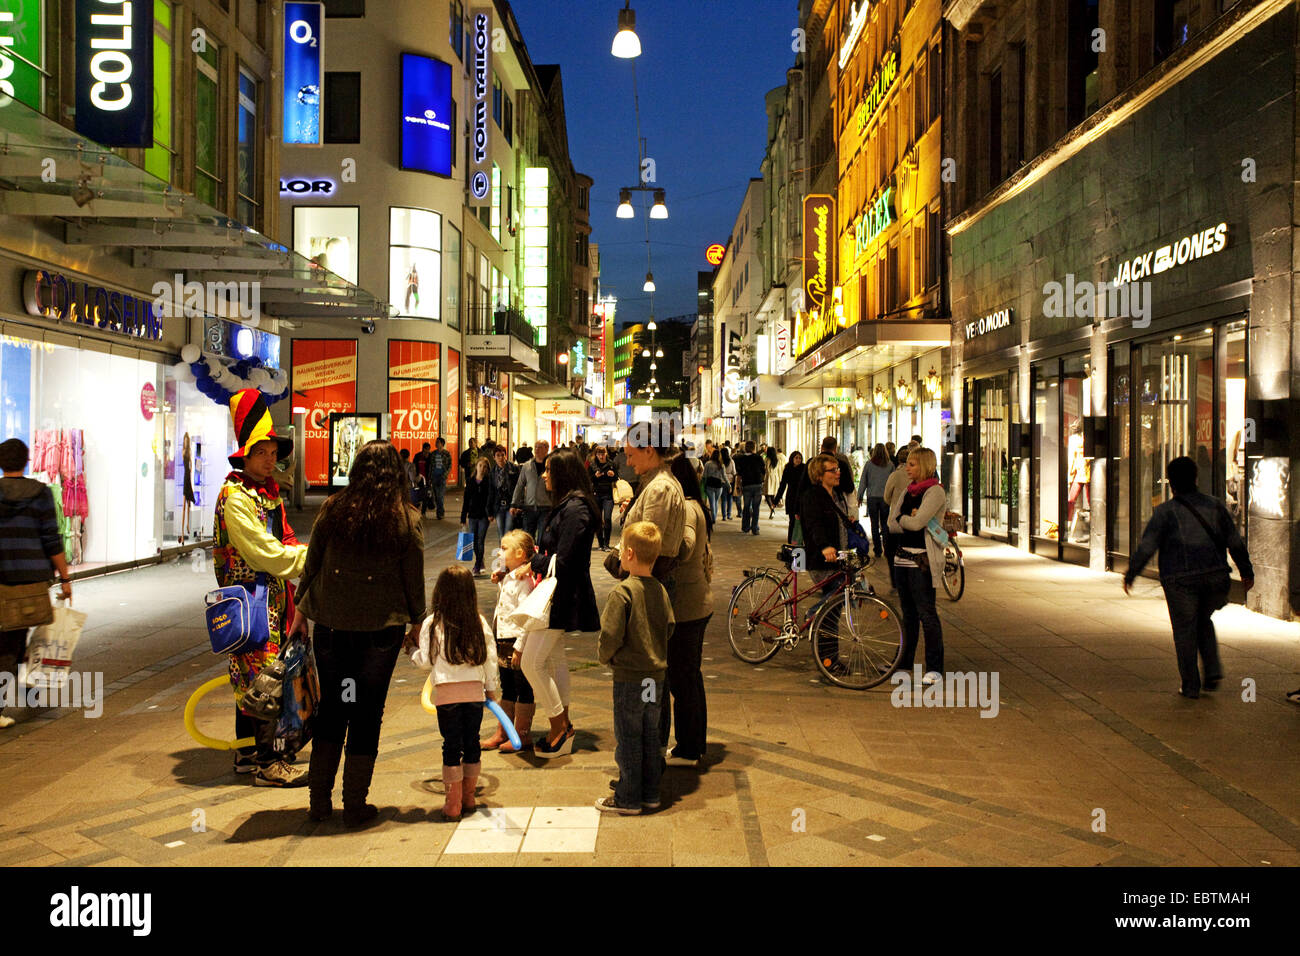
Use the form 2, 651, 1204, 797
650, 362, 657, 370
647, 316, 657, 330
616, 188, 634, 218
650, 189, 668, 219
642, 348, 651, 357
854, 393, 865, 411
643, 272, 655, 293
655, 348, 663, 357
611, 3, 641, 58
558, 352, 569, 365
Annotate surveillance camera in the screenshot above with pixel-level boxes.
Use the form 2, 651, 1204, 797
362, 320, 376, 334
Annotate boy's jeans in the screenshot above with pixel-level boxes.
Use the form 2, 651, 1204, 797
613, 678, 663, 809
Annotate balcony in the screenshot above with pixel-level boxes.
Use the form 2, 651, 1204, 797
464, 306, 540, 373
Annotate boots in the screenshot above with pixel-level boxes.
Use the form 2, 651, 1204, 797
499, 703, 534, 754
341, 753, 379, 828
442, 765, 464, 821
462, 762, 481, 813
307, 740, 344, 822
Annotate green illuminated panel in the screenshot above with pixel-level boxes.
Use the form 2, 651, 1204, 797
523, 287, 547, 308
525, 187, 548, 208
523, 246, 547, 268
2, 0, 44, 110
524, 166, 549, 188
523, 266, 548, 287
145, 0, 173, 181
491, 165, 501, 242
523, 206, 547, 227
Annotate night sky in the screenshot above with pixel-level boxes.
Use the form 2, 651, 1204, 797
510, 0, 800, 327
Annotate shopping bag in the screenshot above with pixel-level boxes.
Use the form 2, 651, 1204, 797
273, 635, 318, 755
25, 598, 86, 688
507, 556, 557, 632
204, 573, 271, 654
455, 531, 474, 562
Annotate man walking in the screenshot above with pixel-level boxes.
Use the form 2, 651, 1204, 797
734, 440, 766, 535
510, 440, 551, 537
1123, 456, 1253, 699
425, 437, 452, 519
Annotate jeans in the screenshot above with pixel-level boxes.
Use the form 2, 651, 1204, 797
705, 486, 722, 521
1162, 574, 1229, 693
720, 486, 733, 520
520, 627, 570, 718
658, 615, 710, 758
467, 516, 489, 570
311, 624, 405, 756
495, 506, 512, 543
435, 701, 484, 766
866, 496, 888, 555
884, 530, 899, 586
597, 496, 614, 549
895, 564, 943, 673
519, 506, 552, 541
427, 478, 447, 517
741, 484, 763, 534
613, 678, 663, 808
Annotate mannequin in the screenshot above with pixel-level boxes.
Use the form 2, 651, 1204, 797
1066, 424, 1089, 543
181, 432, 195, 544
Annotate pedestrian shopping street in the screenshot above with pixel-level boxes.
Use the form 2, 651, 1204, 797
1, 499, 1297, 868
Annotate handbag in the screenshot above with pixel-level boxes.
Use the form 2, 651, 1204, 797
24, 597, 86, 688
204, 572, 272, 654
508, 556, 558, 631
242, 655, 286, 721
456, 531, 475, 562
831, 500, 872, 556
0, 581, 55, 630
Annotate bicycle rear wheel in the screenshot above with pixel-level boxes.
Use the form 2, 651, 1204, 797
942, 545, 965, 601
811, 589, 903, 689
727, 571, 789, 664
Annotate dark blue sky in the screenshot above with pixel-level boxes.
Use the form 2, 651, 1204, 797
510, 0, 800, 326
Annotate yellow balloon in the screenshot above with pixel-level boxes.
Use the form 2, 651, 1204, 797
184, 675, 256, 750
420, 673, 438, 715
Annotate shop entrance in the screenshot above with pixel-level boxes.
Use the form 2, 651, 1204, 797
968, 372, 1016, 542
1030, 354, 1092, 564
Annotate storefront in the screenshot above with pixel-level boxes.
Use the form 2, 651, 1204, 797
947, 4, 1291, 615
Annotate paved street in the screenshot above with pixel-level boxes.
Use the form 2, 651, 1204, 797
1, 494, 1298, 867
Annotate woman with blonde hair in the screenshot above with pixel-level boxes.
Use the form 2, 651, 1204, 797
886, 446, 947, 685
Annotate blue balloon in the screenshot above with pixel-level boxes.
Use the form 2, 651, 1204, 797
484, 699, 522, 751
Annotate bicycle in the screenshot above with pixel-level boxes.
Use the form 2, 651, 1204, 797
727, 546, 903, 689
941, 538, 965, 601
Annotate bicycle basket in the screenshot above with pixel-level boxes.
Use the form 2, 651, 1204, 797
941, 511, 965, 536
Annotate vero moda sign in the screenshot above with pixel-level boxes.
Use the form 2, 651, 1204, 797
75, 0, 152, 147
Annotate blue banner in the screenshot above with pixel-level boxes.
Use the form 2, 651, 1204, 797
283, 2, 323, 145
74, 0, 153, 147
400, 53, 453, 177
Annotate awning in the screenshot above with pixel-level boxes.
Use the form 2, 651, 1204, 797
781, 319, 950, 388
0, 97, 391, 322
746, 374, 823, 412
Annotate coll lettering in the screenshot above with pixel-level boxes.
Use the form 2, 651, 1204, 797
88, 0, 134, 112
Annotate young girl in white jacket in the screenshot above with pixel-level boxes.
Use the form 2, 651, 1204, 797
485, 529, 537, 754
411, 565, 499, 820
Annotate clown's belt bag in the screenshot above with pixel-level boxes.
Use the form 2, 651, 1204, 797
204, 572, 272, 654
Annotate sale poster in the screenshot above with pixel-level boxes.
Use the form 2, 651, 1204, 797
388, 340, 441, 459
292, 339, 358, 486
445, 347, 460, 483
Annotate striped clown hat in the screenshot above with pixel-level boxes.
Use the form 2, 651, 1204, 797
227, 388, 293, 467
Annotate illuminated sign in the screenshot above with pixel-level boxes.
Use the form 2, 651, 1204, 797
823, 387, 854, 405
856, 39, 899, 134
721, 324, 743, 417
854, 183, 895, 254
837, 0, 870, 69
571, 340, 586, 376
399, 53, 453, 176
279, 178, 336, 195
74, 0, 153, 147
965, 308, 1013, 340
802, 194, 836, 320
793, 309, 838, 358
705, 243, 725, 265
469, 8, 492, 203
774, 320, 793, 374
283, 2, 323, 146
522, 167, 549, 345
1110, 222, 1228, 286
23, 270, 162, 341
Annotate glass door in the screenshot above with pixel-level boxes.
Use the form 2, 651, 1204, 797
1061, 355, 1092, 555
978, 374, 1011, 537
1031, 363, 1062, 554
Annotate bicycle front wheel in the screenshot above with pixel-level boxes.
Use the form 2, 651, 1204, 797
942, 546, 965, 601
727, 571, 789, 664
811, 589, 903, 689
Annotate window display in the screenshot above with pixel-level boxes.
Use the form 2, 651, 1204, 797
294, 206, 359, 285
291, 339, 358, 487
329, 412, 380, 486
390, 207, 442, 320
388, 340, 440, 458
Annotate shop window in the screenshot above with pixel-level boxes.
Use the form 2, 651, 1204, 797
978, 374, 1012, 537
145, 1, 175, 182
929, 44, 942, 125
1067, 0, 1100, 127
493, 72, 502, 127
450, 1, 464, 60
987, 67, 1003, 188
1154, 0, 1190, 63
291, 340, 358, 487
390, 207, 443, 320
1108, 343, 1132, 557
1061, 355, 1093, 547
445, 348, 461, 482
1222, 323, 1247, 541
388, 340, 441, 461
294, 206, 359, 284
195, 39, 222, 208
324, 72, 361, 144
236, 68, 260, 229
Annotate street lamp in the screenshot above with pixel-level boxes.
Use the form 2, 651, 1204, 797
611, 3, 641, 59
649, 189, 668, 219
616, 189, 634, 218
643, 272, 656, 293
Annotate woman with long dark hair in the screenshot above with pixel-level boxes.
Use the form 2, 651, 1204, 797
774, 450, 806, 543
660, 454, 713, 767
460, 456, 493, 575
718, 446, 735, 521
520, 449, 600, 756
293, 440, 424, 826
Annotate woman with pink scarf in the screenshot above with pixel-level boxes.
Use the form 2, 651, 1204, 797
886, 446, 947, 686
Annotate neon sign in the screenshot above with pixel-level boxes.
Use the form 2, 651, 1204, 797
854, 184, 894, 255
856, 39, 899, 134
705, 243, 725, 265
802, 194, 836, 320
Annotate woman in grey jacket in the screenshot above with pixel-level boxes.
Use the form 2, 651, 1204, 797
886, 446, 947, 685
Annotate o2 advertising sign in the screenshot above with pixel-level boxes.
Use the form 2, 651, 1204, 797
74, 0, 152, 147
399, 53, 453, 176
283, 2, 323, 146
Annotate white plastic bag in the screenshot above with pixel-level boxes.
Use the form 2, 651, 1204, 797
507, 556, 557, 633
25, 598, 86, 688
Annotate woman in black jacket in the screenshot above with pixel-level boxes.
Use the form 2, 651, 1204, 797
589, 444, 618, 551
774, 451, 806, 543
489, 444, 519, 542
521, 449, 599, 757
459, 457, 493, 575
798, 453, 849, 675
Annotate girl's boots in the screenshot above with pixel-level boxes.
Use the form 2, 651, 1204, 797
441, 765, 464, 821
462, 762, 481, 812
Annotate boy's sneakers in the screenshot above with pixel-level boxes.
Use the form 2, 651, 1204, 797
253, 760, 307, 787
233, 752, 257, 775
605, 782, 661, 810
594, 796, 641, 816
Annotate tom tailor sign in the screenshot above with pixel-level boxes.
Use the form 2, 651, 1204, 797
74, 0, 152, 147
469, 7, 492, 204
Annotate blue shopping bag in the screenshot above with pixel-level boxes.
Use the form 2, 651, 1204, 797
456, 531, 474, 562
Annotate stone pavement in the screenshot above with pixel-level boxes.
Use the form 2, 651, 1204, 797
1, 495, 1298, 867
